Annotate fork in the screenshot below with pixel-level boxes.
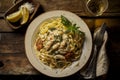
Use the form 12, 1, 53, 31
81, 23, 107, 79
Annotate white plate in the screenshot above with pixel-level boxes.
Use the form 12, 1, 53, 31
25, 10, 92, 77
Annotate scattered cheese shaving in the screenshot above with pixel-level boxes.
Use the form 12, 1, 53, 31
20, 2, 34, 14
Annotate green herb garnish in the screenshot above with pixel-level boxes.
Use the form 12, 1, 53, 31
61, 15, 85, 37
54, 35, 62, 42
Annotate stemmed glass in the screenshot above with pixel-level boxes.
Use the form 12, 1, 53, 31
83, 0, 109, 16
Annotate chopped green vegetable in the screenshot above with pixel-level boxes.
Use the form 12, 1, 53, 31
54, 35, 62, 42
49, 27, 56, 31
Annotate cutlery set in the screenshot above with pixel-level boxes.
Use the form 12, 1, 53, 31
81, 23, 107, 79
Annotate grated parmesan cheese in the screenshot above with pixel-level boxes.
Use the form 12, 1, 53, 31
20, 2, 34, 14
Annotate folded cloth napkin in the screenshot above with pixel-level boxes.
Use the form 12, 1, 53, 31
80, 27, 109, 78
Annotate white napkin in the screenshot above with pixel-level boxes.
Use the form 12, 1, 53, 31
80, 27, 109, 77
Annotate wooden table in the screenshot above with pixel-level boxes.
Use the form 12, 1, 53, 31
0, 0, 120, 80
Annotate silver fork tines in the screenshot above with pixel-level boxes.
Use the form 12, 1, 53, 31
81, 23, 107, 79
94, 23, 107, 46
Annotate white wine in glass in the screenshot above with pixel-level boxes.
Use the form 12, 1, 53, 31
85, 0, 108, 16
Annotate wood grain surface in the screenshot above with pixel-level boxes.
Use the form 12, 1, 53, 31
0, 0, 120, 80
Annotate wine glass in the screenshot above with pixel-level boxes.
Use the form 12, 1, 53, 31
83, 0, 109, 16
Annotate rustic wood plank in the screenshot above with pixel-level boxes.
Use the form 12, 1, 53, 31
0, 19, 13, 32
1, 0, 119, 17
0, 0, 14, 13
36, 0, 120, 16
106, 0, 120, 13
37, 0, 84, 12
95, 18, 120, 28
0, 53, 39, 74
0, 33, 25, 54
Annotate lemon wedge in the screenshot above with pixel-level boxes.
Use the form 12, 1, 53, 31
20, 7, 29, 25
6, 10, 22, 22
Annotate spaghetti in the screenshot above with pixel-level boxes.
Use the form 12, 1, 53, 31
34, 16, 85, 69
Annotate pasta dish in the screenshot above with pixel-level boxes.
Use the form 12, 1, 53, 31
34, 15, 85, 69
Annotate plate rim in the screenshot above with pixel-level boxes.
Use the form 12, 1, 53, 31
25, 10, 92, 77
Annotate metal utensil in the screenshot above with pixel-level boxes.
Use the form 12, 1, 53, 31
81, 23, 107, 79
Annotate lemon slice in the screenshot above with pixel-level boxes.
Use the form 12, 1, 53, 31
20, 7, 29, 25
6, 10, 22, 22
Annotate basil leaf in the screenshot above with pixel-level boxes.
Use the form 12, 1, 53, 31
61, 15, 85, 38
61, 15, 72, 27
